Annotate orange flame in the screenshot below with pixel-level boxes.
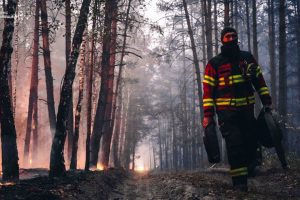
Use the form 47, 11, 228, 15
97, 163, 104, 171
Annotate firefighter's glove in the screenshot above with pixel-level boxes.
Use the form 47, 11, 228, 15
202, 117, 214, 129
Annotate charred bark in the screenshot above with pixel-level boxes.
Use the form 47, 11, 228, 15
100, 0, 118, 168
65, 0, 74, 164
85, 0, 98, 171
70, 33, 86, 170
23, 0, 39, 167
111, 0, 132, 168
40, 0, 56, 137
0, 0, 19, 181
90, 0, 114, 168
49, 0, 91, 177
278, 0, 287, 116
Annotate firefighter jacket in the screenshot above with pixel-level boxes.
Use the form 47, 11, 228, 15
203, 50, 272, 118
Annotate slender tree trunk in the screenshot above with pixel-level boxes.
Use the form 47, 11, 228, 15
203, 0, 213, 60
85, 0, 98, 171
100, 0, 118, 168
182, 0, 204, 119
119, 86, 130, 167
112, 88, 122, 167
268, 0, 277, 107
278, 0, 287, 116
234, 0, 238, 30
65, 0, 73, 165
252, 0, 258, 61
49, 0, 91, 177
158, 119, 163, 170
191, 76, 196, 169
90, 0, 114, 167
180, 27, 188, 169
224, 0, 230, 26
170, 89, 177, 170
23, 0, 39, 167
111, 0, 132, 168
40, 0, 56, 138
70, 33, 86, 170
12, 2, 18, 117
0, 0, 19, 181
32, 90, 38, 165
245, 0, 251, 52
297, 0, 300, 116
65, 1, 73, 158
164, 121, 169, 170
213, 0, 218, 55
201, 0, 207, 68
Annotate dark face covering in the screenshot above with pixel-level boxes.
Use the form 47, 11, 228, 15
221, 39, 240, 61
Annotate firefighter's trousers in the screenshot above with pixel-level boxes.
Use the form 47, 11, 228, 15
217, 109, 258, 186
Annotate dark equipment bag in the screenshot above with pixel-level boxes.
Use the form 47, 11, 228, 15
203, 123, 220, 163
257, 108, 288, 168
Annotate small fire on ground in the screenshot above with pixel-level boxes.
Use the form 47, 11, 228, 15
91, 163, 105, 171
97, 163, 104, 171
0, 182, 16, 186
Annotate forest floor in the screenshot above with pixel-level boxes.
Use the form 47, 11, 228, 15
0, 161, 299, 200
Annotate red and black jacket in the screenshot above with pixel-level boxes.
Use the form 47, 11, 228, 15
203, 50, 272, 118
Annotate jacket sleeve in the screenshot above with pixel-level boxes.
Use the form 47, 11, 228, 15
248, 55, 272, 106
203, 62, 217, 117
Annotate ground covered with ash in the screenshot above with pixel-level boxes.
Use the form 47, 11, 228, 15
109, 166, 300, 200
0, 160, 299, 200
0, 168, 127, 200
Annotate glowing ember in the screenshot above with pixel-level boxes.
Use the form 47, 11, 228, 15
97, 163, 104, 171
0, 182, 16, 186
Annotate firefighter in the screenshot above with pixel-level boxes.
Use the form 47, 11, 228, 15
202, 27, 272, 192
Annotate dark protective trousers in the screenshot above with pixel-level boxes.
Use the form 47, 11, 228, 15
217, 109, 258, 186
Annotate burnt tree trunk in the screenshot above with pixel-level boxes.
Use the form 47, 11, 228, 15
64, 0, 74, 165
100, 0, 118, 168
23, 0, 39, 167
49, 0, 91, 177
111, 0, 132, 168
70, 33, 86, 170
278, 0, 287, 116
40, 0, 56, 138
85, 1, 98, 171
90, 0, 114, 167
0, 0, 19, 181
85, 0, 98, 171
